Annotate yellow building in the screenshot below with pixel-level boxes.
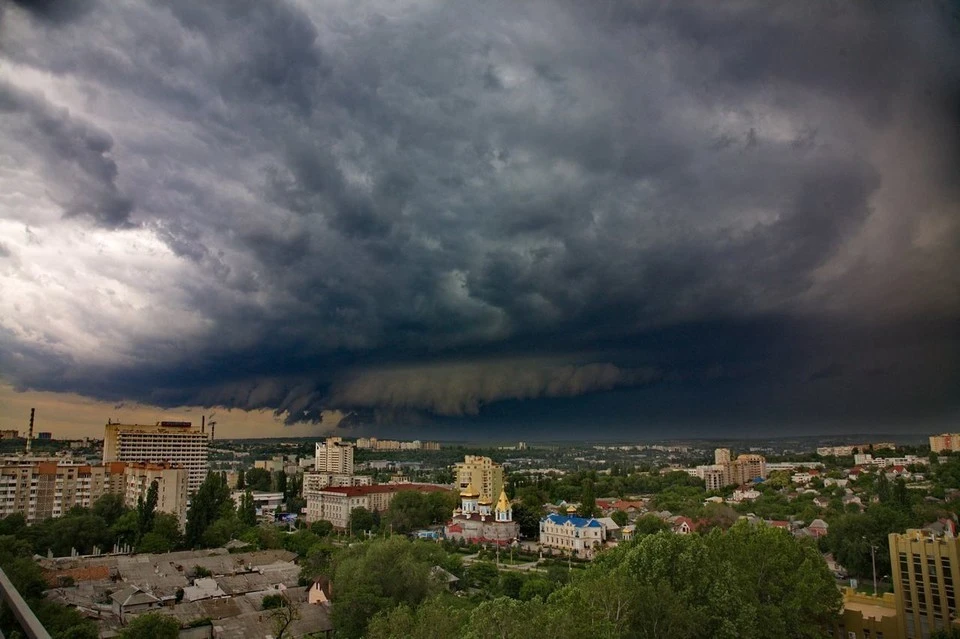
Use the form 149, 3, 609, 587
890, 528, 960, 638
453, 455, 504, 503
834, 588, 901, 639
930, 434, 960, 453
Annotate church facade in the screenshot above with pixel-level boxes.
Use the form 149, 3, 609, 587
444, 483, 519, 545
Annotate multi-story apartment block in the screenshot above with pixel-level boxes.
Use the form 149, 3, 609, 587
696, 451, 767, 489
123, 462, 189, 526
732, 454, 767, 484
0, 458, 189, 527
103, 421, 209, 494
890, 526, 960, 638
930, 434, 960, 453
0, 430, 19, 440
699, 465, 727, 492
305, 483, 449, 529
314, 437, 354, 475
453, 455, 504, 503
0, 458, 107, 523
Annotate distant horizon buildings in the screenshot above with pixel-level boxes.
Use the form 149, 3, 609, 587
103, 421, 210, 494
355, 437, 440, 451
817, 442, 896, 457
930, 434, 960, 453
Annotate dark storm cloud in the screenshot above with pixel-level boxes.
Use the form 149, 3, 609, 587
0, 0, 957, 433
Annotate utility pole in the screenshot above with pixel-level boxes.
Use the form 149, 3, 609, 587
871, 544, 878, 595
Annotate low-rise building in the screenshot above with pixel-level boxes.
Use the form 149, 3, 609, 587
305, 483, 450, 529
539, 508, 608, 559
833, 588, 900, 639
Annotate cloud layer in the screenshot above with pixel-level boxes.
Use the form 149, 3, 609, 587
0, 0, 957, 433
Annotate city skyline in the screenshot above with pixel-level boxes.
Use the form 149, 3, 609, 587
0, 1, 958, 439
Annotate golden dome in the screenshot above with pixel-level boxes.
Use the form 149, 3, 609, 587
478, 498, 493, 505
495, 489, 511, 512
566, 505, 577, 514
460, 482, 479, 498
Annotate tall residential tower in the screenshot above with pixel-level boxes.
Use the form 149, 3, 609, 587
103, 421, 209, 494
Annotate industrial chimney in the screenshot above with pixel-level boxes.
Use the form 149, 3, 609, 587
26, 408, 35, 454
201, 415, 205, 434
210, 421, 216, 441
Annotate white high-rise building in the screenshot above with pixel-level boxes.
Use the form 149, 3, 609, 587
714, 448, 732, 465
315, 437, 354, 475
103, 421, 209, 494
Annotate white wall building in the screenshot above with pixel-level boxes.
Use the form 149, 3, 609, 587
103, 421, 209, 494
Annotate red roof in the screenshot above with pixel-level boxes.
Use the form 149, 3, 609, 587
320, 483, 450, 497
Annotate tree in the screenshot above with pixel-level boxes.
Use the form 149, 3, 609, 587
117, 613, 180, 639
92, 493, 127, 526
610, 510, 629, 527
580, 480, 597, 517
238, 490, 258, 527
348, 507, 378, 535
237, 468, 246, 489
367, 595, 471, 639
262, 593, 286, 609
631, 514, 670, 536
498, 571, 525, 599
511, 503, 541, 539
269, 595, 302, 639
137, 480, 159, 540
310, 520, 334, 537
185, 472, 233, 548
876, 471, 891, 504
466, 561, 499, 590
331, 536, 450, 638
245, 468, 272, 492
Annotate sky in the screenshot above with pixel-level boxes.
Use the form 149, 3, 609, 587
0, 0, 958, 441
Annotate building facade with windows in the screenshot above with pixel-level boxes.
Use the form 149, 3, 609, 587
453, 455, 504, 504
539, 510, 608, 559
305, 483, 450, 529
103, 421, 209, 494
930, 434, 960, 453
890, 527, 960, 638
314, 437, 354, 475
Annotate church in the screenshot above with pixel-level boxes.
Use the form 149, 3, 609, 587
444, 482, 519, 545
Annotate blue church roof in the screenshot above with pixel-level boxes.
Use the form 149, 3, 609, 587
543, 514, 603, 528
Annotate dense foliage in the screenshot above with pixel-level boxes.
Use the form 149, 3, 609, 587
353, 524, 840, 639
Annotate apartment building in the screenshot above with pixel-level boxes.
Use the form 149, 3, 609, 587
695, 450, 767, 490
453, 455, 504, 503
0, 430, 19, 440
103, 421, 209, 494
0, 458, 107, 523
314, 437, 354, 475
930, 434, 960, 453
305, 483, 449, 528
890, 527, 960, 638
123, 462, 189, 526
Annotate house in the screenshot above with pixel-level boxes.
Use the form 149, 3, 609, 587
308, 576, 332, 605
620, 524, 636, 542
730, 486, 760, 503
182, 577, 227, 602
813, 496, 831, 509
430, 566, 460, 592
765, 520, 792, 531
669, 516, 697, 535
807, 519, 829, 538
111, 586, 162, 622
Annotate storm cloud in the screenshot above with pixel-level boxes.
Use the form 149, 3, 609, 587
0, 0, 957, 435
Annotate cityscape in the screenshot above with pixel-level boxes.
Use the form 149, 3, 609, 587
0, 417, 958, 638
1, 0, 958, 638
